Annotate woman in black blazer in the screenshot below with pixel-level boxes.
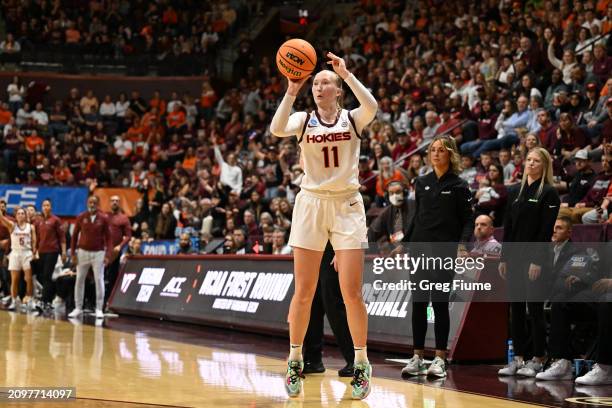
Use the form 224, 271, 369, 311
498, 147, 560, 377
401, 135, 474, 379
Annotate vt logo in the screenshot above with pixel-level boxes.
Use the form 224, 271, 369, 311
121, 273, 137, 293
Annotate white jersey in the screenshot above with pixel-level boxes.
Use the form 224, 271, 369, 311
11, 223, 32, 251
298, 109, 361, 194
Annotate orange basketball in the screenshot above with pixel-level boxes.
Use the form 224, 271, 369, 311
276, 38, 317, 80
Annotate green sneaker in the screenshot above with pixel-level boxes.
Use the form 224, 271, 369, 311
351, 362, 372, 400
285, 360, 304, 397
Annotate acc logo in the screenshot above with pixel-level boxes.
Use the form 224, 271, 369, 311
160, 277, 187, 298
341, 120, 348, 127
285, 52, 304, 65
308, 117, 319, 127
120, 273, 137, 293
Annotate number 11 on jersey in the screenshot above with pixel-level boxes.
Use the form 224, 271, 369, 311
322, 146, 339, 168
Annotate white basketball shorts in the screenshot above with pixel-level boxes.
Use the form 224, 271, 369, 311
8, 250, 33, 271
288, 189, 368, 251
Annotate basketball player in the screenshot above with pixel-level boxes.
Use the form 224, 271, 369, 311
0, 207, 37, 311
270, 52, 377, 399
69, 195, 111, 319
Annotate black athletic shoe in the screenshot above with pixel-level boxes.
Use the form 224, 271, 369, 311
338, 363, 354, 377
302, 360, 326, 374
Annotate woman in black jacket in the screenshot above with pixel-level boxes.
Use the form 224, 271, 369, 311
401, 134, 474, 379
498, 147, 560, 377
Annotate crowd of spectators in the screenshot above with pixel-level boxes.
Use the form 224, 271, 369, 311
330, 0, 611, 226
0, 0, 259, 75
0, 0, 611, 255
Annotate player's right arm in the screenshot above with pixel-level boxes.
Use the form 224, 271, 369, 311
270, 77, 310, 138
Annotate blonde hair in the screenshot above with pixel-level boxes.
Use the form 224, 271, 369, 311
517, 147, 554, 200
429, 135, 462, 174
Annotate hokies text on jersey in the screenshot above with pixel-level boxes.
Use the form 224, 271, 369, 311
305, 131, 351, 144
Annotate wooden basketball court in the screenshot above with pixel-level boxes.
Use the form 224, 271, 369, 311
0, 311, 576, 407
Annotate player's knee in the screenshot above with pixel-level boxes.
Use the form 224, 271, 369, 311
293, 287, 316, 304
342, 288, 363, 305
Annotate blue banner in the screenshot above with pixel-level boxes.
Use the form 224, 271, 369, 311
141, 240, 180, 255
0, 185, 89, 216
141, 238, 201, 255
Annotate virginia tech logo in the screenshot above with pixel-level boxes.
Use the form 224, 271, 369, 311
121, 273, 137, 293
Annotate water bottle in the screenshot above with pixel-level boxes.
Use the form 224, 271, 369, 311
507, 339, 514, 364
574, 359, 584, 377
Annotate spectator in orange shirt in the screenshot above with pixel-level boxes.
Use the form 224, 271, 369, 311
162, 6, 178, 25
166, 104, 187, 133
603, 3, 612, 34
65, 22, 80, 44
24, 130, 45, 153
53, 160, 72, 184
141, 107, 158, 130
199, 81, 217, 120
127, 121, 147, 142
183, 147, 197, 172
0, 102, 13, 128
149, 91, 166, 116
212, 13, 229, 33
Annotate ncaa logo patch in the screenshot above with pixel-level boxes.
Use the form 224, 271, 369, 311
308, 117, 319, 127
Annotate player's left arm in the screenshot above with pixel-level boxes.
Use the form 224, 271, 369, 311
327, 52, 378, 134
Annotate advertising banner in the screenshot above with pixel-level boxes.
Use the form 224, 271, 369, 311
0, 185, 88, 216
110, 254, 509, 358
140, 241, 180, 256
140, 238, 201, 256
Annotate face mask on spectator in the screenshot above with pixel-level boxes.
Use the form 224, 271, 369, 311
389, 193, 404, 207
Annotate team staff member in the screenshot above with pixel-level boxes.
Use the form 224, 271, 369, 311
303, 242, 355, 377
36, 199, 66, 308
536, 216, 597, 381
270, 52, 377, 399
106, 195, 132, 307
401, 135, 474, 378
0, 200, 12, 301
69, 195, 112, 319
575, 278, 612, 386
498, 147, 560, 377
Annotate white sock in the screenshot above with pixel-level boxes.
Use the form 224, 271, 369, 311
289, 344, 303, 362
354, 347, 368, 364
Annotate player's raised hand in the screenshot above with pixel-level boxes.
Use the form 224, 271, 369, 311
286, 75, 310, 97
326, 52, 349, 80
